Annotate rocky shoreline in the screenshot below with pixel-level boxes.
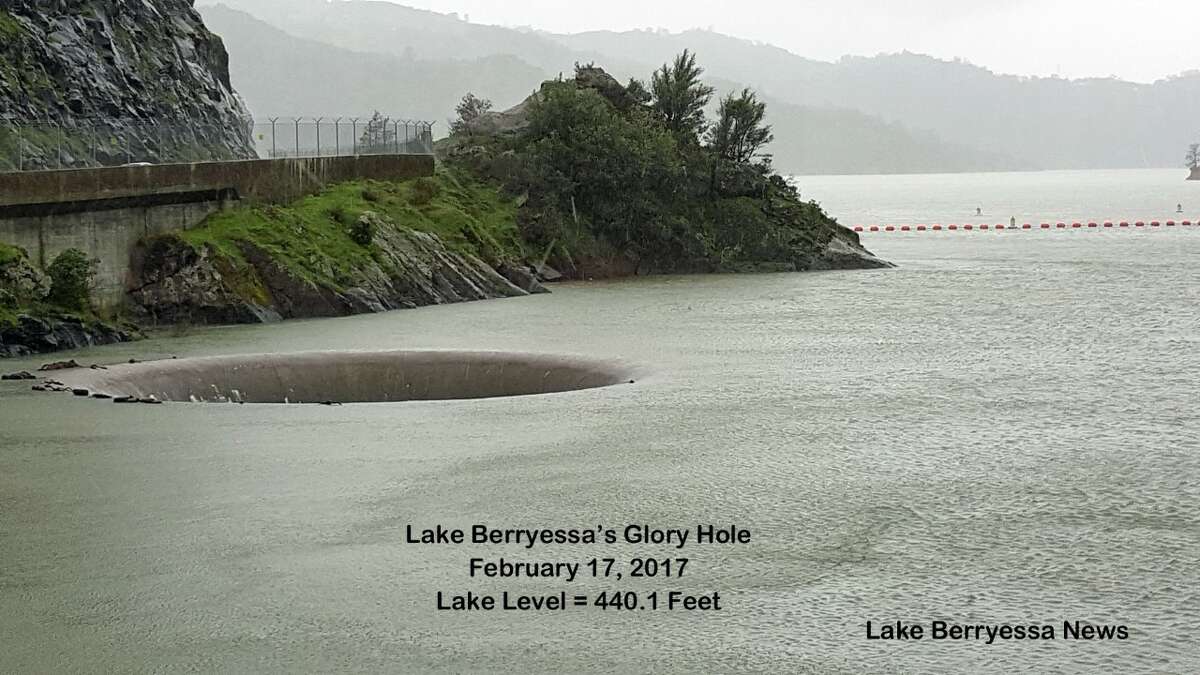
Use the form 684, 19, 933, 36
0, 313, 135, 358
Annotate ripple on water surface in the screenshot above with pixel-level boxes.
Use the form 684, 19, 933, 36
0, 232, 1198, 672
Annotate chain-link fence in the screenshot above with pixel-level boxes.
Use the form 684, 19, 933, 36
0, 116, 437, 172
251, 117, 435, 159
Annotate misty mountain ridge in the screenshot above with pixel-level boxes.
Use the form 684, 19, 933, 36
198, 0, 1196, 173
201, 4, 1018, 175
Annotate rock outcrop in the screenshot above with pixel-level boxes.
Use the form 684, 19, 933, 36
0, 0, 254, 170
0, 246, 48, 307
129, 212, 536, 325
1, 244, 135, 357
1, 314, 134, 358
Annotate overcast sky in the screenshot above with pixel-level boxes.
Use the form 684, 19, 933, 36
396, 0, 1198, 83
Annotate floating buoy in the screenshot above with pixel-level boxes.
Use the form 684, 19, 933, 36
856, 216, 1188, 235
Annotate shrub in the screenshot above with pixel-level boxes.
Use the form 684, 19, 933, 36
0, 242, 23, 267
409, 177, 441, 206
327, 205, 355, 226
349, 215, 376, 247
46, 248, 97, 311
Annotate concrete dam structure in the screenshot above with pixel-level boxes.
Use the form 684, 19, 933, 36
0, 155, 434, 306
51, 351, 638, 404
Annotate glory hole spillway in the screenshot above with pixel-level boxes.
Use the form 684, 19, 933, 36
48, 351, 639, 404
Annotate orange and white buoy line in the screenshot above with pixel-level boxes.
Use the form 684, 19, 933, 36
852, 218, 1195, 233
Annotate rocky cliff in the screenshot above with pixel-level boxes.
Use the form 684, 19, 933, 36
0, 0, 254, 170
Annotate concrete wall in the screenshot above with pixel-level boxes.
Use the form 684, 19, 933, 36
0, 154, 434, 208
0, 155, 434, 308
0, 199, 227, 306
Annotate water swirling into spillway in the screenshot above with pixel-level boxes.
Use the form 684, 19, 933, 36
53, 351, 638, 404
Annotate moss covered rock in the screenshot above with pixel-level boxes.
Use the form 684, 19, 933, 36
128, 172, 538, 325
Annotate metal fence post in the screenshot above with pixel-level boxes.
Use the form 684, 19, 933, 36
315, 116, 323, 157
269, 117, 278, 158
351, 118, 359, 155
334, 117, 342, 156
293, 118, 301, 157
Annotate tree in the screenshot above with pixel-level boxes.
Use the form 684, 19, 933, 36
359, 111, 395, 154
452, 93, 493, 135
1187, 143, 1200, 169
523, 82, 685, 262
46, 248, 97, 311
626, 78, 652, 106
650, 50, 714, 142
708, 88, 774, 165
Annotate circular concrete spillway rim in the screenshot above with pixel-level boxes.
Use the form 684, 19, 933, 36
49, 350, 640, 405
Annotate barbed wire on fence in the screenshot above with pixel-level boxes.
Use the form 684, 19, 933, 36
251, 116, 436, 160
0, 115, 437, 172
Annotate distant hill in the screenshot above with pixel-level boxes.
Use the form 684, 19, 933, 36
200, 0, 1199, 171
554, 29, 1200, 170
201, 2, 1021, 174
200, 5, 545, 120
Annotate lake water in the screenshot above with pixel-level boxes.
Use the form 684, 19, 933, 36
796, 168, 1200, 227
2, 170, 1199, 673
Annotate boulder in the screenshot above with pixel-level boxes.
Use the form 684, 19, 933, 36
1, 371, 36, 380
498, 264, 549, 295
39, 359, 82, 372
